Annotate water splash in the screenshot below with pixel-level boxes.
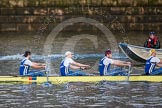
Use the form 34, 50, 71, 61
42, 82, 53, 88
0, 53, 127, 61
0, 54, 23, 61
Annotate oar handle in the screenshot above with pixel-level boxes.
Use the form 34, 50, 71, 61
45, 65, 49, 74
128, 65, 132, 75
126, 65, 132, 81
45, 65, 50, 82
80, 65, 91, 70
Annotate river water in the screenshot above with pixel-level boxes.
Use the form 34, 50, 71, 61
1, 82, 162, 108
0, 31, 162, 107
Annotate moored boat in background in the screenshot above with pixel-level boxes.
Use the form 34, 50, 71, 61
119, 43, 162, 63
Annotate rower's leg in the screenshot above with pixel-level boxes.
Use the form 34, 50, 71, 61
119, 71, 128, 76
27, 71, 45, 77
150, 68, 162, 75
67, 71, 87, 76
108, 71, 127, 76
106, 71, 120, 76
67, 71, 74, 76
107, 68, 128, 76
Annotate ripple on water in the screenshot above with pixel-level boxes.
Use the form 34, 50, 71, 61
0, 82, 161, 107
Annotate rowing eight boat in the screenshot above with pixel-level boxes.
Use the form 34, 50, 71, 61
0, 75, 162, 84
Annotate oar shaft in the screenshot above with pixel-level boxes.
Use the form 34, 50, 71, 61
127, 65, 132, 81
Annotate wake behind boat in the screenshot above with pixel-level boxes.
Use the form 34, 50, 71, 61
119, 43, 162, 63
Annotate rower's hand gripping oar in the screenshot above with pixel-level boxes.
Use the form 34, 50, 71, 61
80, 66, 94, 76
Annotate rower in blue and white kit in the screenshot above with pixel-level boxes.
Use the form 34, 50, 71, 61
60, 51, 90, 76
145, 49, 162, 75
99, 49, 131, 76
19, 51, 46, 76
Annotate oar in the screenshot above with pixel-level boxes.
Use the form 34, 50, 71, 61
127, 65, 132, 81
70, 66, 94, 76
41, 65, 52, 87
45, 65, 50, 83
80, 66, 94, 76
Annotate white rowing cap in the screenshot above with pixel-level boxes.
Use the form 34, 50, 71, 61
65, 51, 74, 56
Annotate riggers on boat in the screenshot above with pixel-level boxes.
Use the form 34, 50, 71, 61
119, 43, 162, 63
0, 75, 162, 84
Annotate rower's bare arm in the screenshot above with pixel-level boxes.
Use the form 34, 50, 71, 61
31, 63, 45, 69
112, 60, 130, 66
157, 63, 162, 67
70, 65, 80, 70
32, 62, 45, 66
72, 61, 90, 68
159, 59, 162, 64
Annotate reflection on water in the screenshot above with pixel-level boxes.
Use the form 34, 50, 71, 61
0, 82, 162, 108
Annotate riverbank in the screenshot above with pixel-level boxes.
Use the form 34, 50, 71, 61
1, 0, 162, 32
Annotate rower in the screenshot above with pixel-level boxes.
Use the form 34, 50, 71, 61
145, 49, 162, 75
19, 51, 46, 77
99, 49, 131, 76
60, 51, 90, 76
144, 31, 160, 49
